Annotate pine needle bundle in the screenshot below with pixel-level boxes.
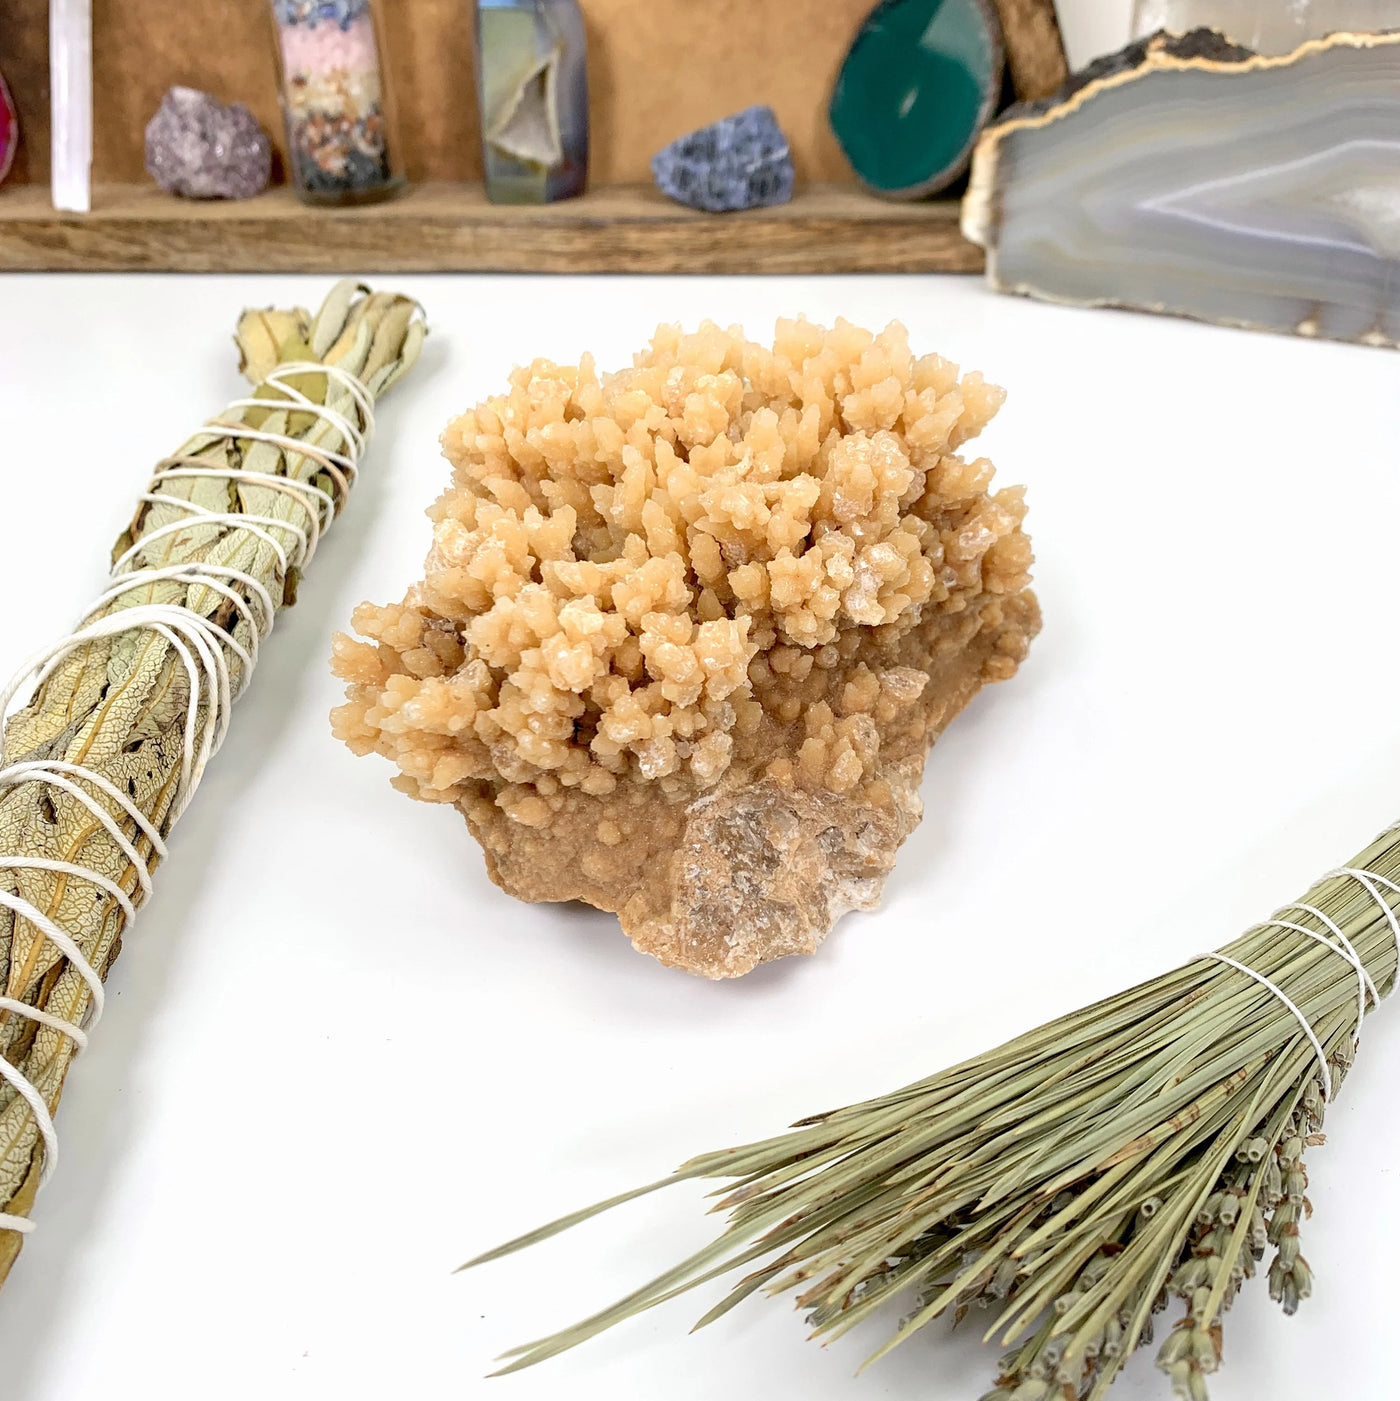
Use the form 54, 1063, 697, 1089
467, 824, 1400, 1398
0, 281, 424, 1283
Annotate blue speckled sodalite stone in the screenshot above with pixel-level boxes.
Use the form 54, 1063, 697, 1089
651, 106, 795, 213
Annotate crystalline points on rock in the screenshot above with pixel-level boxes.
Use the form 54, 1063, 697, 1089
144, 86, 272, 199
963, 29, 1400, 347
651, 106, 795, 213
332, 319, 1039, 978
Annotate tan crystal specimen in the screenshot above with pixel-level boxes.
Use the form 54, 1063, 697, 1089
331, 319, 1039, 977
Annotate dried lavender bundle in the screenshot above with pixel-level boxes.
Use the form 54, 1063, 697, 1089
468, 824, 1400, 1398
0, 281, 424, 1284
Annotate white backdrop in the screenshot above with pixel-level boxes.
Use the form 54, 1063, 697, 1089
1057, 0, 1136, 68
1, 269, 1398, 1401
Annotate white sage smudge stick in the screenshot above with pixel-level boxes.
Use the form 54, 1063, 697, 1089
0, 281, 425, 1285
468, 823, 1400, 1399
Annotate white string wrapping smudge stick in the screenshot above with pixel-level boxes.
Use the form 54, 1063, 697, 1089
1197, 856, 1400, 1104
0, 286, 424, 1252
0, 363, 369, 1233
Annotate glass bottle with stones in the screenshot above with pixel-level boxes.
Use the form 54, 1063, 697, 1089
474, 0, 589, 203
829, 0, 1005, 200
269, 0, 405, 206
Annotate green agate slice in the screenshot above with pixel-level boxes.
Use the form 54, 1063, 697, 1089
830, 0, 1004, 200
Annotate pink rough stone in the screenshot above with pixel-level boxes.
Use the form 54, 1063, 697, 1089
144, 86, 272, 200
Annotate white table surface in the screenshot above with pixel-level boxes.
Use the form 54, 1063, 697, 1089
0, 272, 1396, 1401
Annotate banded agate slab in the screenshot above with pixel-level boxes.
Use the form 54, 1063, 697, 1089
963, 30, 1400, 347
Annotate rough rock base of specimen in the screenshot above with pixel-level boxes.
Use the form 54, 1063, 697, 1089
963, 30, 1400, 347
333, 321, 1038, 977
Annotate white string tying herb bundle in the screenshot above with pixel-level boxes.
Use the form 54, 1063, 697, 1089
0, 281, 425, 1285
467, 822, 1400, 1399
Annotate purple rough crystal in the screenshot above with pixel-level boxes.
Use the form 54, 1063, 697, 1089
145, 87, 273, 200
651, 105, 795, 213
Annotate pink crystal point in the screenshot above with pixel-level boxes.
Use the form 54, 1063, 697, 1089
0, 66, 17, 185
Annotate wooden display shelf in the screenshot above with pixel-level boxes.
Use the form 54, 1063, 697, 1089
0, 182, 982, 275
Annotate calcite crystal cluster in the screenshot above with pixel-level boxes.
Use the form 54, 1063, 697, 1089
333, 321, 1038, 976
964, 29, 1400, 347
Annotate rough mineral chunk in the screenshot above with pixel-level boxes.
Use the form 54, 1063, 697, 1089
332, 319, 1039, 977
144, 86, 272, 200
651, 106, 794, 212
